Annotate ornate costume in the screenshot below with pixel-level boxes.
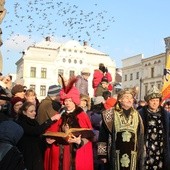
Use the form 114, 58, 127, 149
139, 106, 170, 170
98, 104, 145, 170
139, 85, 170, 170
44, 107, 94, 170
44, 76, 94, 170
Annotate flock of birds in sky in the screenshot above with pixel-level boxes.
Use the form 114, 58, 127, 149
2, 0, 114, 59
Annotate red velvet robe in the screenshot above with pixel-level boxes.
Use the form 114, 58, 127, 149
44, 110, 94, 170
44, 122, 60, 170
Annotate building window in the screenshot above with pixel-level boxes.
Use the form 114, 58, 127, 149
130, 73, 133, 80
74, 50, 77, 53
63, 48, 66, 51
151, 67, 154, 78
30, 84, 35, 91
30, 67, 36, 78
41, 68, 47, 78
69, 70, 75, 78
68, 59, 71, 63
74, 59, 77, 64
136, 72, 139, 79
40, 85, 46, 96
124, 75, 127, 81
68, 49, 72, 52
58, 69, 64, 76
63, 58, 66, 62
79, 60, 82, 64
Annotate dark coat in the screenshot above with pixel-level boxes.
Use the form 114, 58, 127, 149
139, 106, 170, 170
0, 105, 13, 121
17, 114, 54, 170
88, 103, 105, 131
0, 120, 25, 170
0, 144, 25, 170
98, 107, 145, 170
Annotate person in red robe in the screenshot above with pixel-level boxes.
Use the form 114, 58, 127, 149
44, 122, 60, 170
44, 76, 94, 170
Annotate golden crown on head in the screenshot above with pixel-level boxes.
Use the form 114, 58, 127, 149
117, 87, 136, 101
144, 85, 162, 102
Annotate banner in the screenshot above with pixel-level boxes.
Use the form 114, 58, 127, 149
162, 54, 170, 101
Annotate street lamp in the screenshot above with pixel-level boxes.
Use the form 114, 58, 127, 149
139, 78, 142, 101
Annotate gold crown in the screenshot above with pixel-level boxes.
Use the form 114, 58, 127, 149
144, 86, 162, 102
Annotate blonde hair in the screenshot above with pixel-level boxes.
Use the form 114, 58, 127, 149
25, 89, 36, 97
80, 94, 91, 110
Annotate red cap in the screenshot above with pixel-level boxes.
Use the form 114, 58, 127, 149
104, 97, 117, 110
11, 97, 23, 107
60, 86, 80, 105
59, 75, 80, 105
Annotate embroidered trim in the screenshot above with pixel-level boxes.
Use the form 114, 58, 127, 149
97, 142, 107, 155
102, 108, 114, 133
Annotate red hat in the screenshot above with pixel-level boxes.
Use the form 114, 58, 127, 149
11, 97, 23, 107
104, 97, 117, 110
60, 86, 80, 105
59, 75, 80, 105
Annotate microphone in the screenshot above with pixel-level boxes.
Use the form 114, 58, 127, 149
59, 107, 67, 116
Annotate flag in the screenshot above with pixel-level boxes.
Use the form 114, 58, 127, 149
162, 54, 170, 101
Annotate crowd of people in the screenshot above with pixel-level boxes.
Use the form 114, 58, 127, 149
0, 63, 170, 170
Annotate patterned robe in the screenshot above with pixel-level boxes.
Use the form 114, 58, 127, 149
97, 105, 145, 170
139, 106, 170, 170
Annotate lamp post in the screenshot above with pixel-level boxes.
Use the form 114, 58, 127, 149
139, 78, 142, 101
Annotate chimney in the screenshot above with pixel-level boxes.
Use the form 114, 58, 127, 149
83, 41, 88, 46
45, 36, 51, 42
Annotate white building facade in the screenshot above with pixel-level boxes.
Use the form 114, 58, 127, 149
15, 38, 116, 100
122, 53, 165, 101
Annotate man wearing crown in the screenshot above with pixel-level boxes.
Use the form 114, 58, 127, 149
97, 88, 145, 170
139, 86, 170, 170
